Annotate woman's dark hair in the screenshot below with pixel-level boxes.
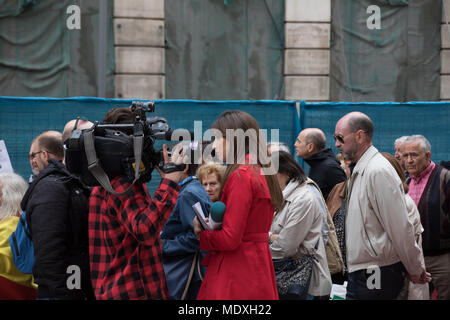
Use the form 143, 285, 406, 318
102, 107, 136, 135
273, 151, 307, 185
211, 110, 283, 211
103, 107, 135, 124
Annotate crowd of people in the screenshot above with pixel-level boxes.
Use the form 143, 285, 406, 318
0, 108, 448, 300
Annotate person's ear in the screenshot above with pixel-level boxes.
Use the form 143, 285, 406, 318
42, 150, 50, 161
355, 130, 365, 144
425, 151, 431, 161
307, 142, 315, 153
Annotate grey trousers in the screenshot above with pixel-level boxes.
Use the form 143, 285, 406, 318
424, 252, 450, 300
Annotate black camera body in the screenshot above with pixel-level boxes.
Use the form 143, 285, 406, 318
64, 101, 185, 188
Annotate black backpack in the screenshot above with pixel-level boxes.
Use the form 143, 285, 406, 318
61, 174, 95, 300
24, 162, 95, 300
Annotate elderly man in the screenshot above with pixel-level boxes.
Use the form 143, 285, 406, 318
394, 136, 409, 171
294, 128, 346, 200
334, 112, 430, 300
403, 135, 450, 300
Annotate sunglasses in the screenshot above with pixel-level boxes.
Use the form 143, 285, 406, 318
333, 133, 352, 144
334, 130, 362, 144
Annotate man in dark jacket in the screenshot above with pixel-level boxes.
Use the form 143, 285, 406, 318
21, 131, 94, 300
403, 135, 450, 300
294, 128, 346, 200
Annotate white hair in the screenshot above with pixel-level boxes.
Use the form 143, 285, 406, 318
0, 172, 28, 220
394, 136, 409, 146
267, 142, 291, 154
404, 135, 431, 153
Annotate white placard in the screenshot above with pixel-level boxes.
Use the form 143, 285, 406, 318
0, 140, 13, 173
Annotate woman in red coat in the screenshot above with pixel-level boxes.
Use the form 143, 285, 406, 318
193, 110, 283, 300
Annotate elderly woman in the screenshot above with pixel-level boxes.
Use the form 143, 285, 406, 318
197, 163, 225, 203
269, 151, 332, 300
0, 172, 37, 299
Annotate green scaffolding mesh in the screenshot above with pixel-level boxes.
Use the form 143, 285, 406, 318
165, 0, 284, 100
331, 0, 441, 102
0, 0, 114, 97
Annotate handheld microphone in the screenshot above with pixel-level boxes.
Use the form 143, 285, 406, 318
209, 201, 226, 229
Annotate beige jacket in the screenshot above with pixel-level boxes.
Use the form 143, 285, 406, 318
306, 178, 345, 275
270, 179, 332, 297
404, 194, 429, 300
346, 145, 425, 275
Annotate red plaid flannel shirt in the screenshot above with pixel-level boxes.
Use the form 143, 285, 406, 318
88, 176, 180, 300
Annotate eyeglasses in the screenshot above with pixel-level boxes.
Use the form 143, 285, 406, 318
28, 151, 43, 160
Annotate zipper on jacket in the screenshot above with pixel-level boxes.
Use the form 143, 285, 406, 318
363, 226, 378, 256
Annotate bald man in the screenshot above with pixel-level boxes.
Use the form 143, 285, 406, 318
334, 112, 430, 300
22, 130, 94, 300
294, 128, 346, 200
62, 118, 94, 143
28, 131, 64, 176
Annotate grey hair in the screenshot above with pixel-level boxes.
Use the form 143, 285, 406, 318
404, 135, 431, 153
0, 172, 28, 220
394, 136, 409, 146
267, 142, 291, 154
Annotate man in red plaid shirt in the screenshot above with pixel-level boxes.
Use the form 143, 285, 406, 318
88, 144, 187, 300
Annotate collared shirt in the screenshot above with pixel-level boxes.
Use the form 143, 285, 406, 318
178, 175, 197, 187
88, 176, 180, 300
408, 161, 435, 206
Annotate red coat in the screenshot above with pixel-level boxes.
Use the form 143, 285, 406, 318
197, 165, 279, 300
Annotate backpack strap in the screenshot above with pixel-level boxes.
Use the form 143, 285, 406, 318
19, 213, 32, 239
83, 127, 143, 196
180, 252, 198, 300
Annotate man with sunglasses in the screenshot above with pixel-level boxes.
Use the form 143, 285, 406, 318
334, 112, 430, 300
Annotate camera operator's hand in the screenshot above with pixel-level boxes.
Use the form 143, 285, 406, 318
156, 144, 188, 183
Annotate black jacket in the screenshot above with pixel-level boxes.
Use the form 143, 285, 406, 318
304, 148, 347, 200
21, 159, 94, 300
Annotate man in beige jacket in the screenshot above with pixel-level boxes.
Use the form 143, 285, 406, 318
334, 112, 431, 300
